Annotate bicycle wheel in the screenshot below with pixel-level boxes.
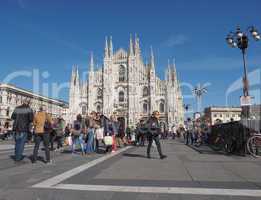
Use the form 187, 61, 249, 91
247, 135, 261, 158
211, 137, 223, 151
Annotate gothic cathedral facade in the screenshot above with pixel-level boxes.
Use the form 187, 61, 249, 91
68, 35, 184, 129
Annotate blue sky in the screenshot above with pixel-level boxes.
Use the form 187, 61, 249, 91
0, 0, 260, 112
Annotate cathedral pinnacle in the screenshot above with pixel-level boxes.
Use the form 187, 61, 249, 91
109, 36, 113, 58
172, 58, 177, 78
104, 36, 109, 58
129, 34, 134, 56
90, 52, 94, 72
150, 46, 155, 69
134, 34, 141, 57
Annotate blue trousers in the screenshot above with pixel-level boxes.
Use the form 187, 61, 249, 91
85, 129, 94, 153
14, 132, 27, 161
72, 134, 85, 153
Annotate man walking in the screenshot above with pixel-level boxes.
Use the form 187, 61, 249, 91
185, 118, 193, 145
11, 99, 34, 162
32, 106, 52, 164
146, 111, 167, 159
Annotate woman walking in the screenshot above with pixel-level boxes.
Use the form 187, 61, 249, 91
53, 117, 65, 151
71, 114, 86, 155
85, 112, 97, 154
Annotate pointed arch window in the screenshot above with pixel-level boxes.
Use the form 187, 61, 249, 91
82, 106, 87, 115
96, 105, 101, 113
143, 86, 149, 97
119, 91, 125, 102
159, 102, 165, 113
6, 107, 10, 117
119, 65, 126, 82
97, 88, 102, 99
143, 103, 148, 113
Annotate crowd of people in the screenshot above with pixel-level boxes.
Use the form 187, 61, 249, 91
183, 118, 211, 146
10, 99, 168, 164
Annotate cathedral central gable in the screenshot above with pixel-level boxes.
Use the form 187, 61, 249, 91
114, 48, 127, 61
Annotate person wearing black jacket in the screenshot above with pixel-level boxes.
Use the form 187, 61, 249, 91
146, 111, 167, 159
11, 99, 34, 162
136, 120, 147, 146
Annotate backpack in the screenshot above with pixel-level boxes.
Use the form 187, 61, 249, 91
73, 120, 82, 136
44, 113, 52, 133
148, 118, 159, 136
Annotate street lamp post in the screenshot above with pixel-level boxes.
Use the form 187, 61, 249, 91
226, 26, 260, 156
226, 25, 260, 119
192, 84, 208, 113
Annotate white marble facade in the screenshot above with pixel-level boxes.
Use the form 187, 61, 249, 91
0, 84, 68, 127
68, 35, 184, 129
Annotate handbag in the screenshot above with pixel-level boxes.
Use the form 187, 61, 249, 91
66, 136, 73, 146
72, 129, 81, 137
96, 128, 104, 140
104, 136, 113, 146
44, 114, 52, 133
73, 121, 82, 137
131, 134, 136, 142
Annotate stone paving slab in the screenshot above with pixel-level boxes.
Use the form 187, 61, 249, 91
62, 140, 261, 190
0, 143, 33, 151
1, 140, 261, 200
183, 162, 245, 182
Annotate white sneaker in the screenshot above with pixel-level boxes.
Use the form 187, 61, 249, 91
46, 160, 54, 165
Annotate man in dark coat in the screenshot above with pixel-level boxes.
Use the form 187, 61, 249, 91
146, 111, 167, 159
11, 99, 34, 162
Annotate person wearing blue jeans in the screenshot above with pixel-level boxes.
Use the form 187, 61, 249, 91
14, 132, 28, 161
85, 128, 95, 153
11, 100, 34, 162
72, 134, 85, 155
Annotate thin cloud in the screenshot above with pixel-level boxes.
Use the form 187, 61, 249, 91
179, 56, 261, 71
163, 34, 188, 47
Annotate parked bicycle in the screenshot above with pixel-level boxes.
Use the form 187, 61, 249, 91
211, 132, 236, 154
247, 132, 261, 158
194, 132, 209, 147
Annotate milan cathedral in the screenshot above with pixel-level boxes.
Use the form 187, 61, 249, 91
68, 35, 184, 129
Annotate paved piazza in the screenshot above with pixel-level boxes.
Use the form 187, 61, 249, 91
0, 140, 261, 200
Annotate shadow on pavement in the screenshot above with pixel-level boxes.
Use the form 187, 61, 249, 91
122, 153, 151, 159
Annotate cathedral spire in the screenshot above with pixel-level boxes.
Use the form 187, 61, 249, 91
129, 34, 134, 56
104, 36, 109, 58
172, 58, 177, 82
167, 59, 171, 82
150, 46, 155, 69
109, 36, 113, 58
71, 66, 76, 85
90, 52, 94, 72
168, 59, 171, 72
76, 65, 79, 83
172, 58, 176, 67
72, 65, 80, 86
172, 58, 176, 72
134, 34, 140, 57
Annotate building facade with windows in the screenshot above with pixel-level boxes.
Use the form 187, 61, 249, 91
68, 35, 184, 128
0, 83, 68, 127
204, 106, 242, 125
